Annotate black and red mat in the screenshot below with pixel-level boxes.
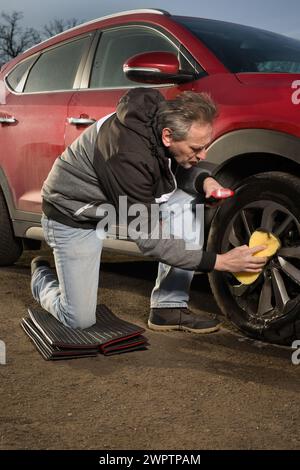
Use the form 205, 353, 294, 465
21, 304, 148, 360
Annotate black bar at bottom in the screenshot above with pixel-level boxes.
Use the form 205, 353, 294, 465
0, 450, 298, 467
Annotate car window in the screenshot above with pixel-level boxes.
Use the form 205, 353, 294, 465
6, 55, 37, 92
24, 36, 90, 93
174, 16, 300, 73
89, 26, 192, 88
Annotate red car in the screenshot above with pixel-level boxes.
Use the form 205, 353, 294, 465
1, 8, 300, 344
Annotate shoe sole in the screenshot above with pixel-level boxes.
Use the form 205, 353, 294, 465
147, 320, 221, 334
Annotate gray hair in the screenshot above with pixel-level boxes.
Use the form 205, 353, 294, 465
156, 91, 218, 141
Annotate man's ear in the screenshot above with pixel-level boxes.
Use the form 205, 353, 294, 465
161, 128, 173, 147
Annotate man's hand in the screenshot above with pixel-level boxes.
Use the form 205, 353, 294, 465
203, 177, 224, 199
214, 245, 268, 273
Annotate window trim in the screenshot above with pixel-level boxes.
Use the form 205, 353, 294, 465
5, 32, 95, 95
5, 54, 40, 93
4, 23, 206, 95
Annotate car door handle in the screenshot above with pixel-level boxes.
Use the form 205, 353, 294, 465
0, 116, 17, 124
68, 117, 96, 126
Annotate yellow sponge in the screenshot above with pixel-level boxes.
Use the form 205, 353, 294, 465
233, 230, 281, 285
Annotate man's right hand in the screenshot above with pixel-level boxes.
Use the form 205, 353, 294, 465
214, 245, 268, 273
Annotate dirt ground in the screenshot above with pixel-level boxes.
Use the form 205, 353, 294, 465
0, 245, 299, 450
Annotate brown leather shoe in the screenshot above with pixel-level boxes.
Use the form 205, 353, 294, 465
148, 307, 221, 334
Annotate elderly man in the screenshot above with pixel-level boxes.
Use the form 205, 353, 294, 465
31, 88, 266, 333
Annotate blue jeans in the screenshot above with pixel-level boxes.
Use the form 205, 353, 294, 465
150, 189, 204, 309
31, 190, 204, 329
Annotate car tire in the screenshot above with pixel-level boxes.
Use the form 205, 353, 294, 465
207, 172, 300, 345
0, 188, 23, 266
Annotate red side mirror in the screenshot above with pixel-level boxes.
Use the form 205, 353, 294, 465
123, 51, 194, 84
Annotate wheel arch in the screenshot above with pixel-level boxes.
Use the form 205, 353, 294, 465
200, 129, 300, 247
208, 129, 300, 186
0, 167, 16, 220
0, 168, 42, 249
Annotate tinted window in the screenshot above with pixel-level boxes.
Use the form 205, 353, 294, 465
6, 55, 37, 91
174, 16, 300, 73
90, 27, 191, 88
24, 36, 90, 92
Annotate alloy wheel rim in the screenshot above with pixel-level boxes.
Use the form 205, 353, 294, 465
221, 200, 300, 325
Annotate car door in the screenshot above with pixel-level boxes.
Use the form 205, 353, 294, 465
1, 33, 93, 213
65, 24, 196, 146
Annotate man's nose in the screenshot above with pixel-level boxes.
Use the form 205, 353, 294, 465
196, 149, 207, 161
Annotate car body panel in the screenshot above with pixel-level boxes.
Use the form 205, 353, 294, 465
1, 91, 73, 212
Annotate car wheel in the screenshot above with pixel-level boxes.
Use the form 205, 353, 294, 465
0, 188, 23, 266
207, 172, 300, 345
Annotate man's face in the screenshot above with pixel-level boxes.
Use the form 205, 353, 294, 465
162, 122, 213, 169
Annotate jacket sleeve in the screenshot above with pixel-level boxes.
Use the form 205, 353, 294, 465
136, 234, 216, 272
94, 150, 217, 272
175, 165, 212, 196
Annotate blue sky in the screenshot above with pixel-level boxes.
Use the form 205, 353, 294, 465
1, 0, 299, 39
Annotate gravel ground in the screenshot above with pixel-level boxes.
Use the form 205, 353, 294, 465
0, 245, 299, 450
